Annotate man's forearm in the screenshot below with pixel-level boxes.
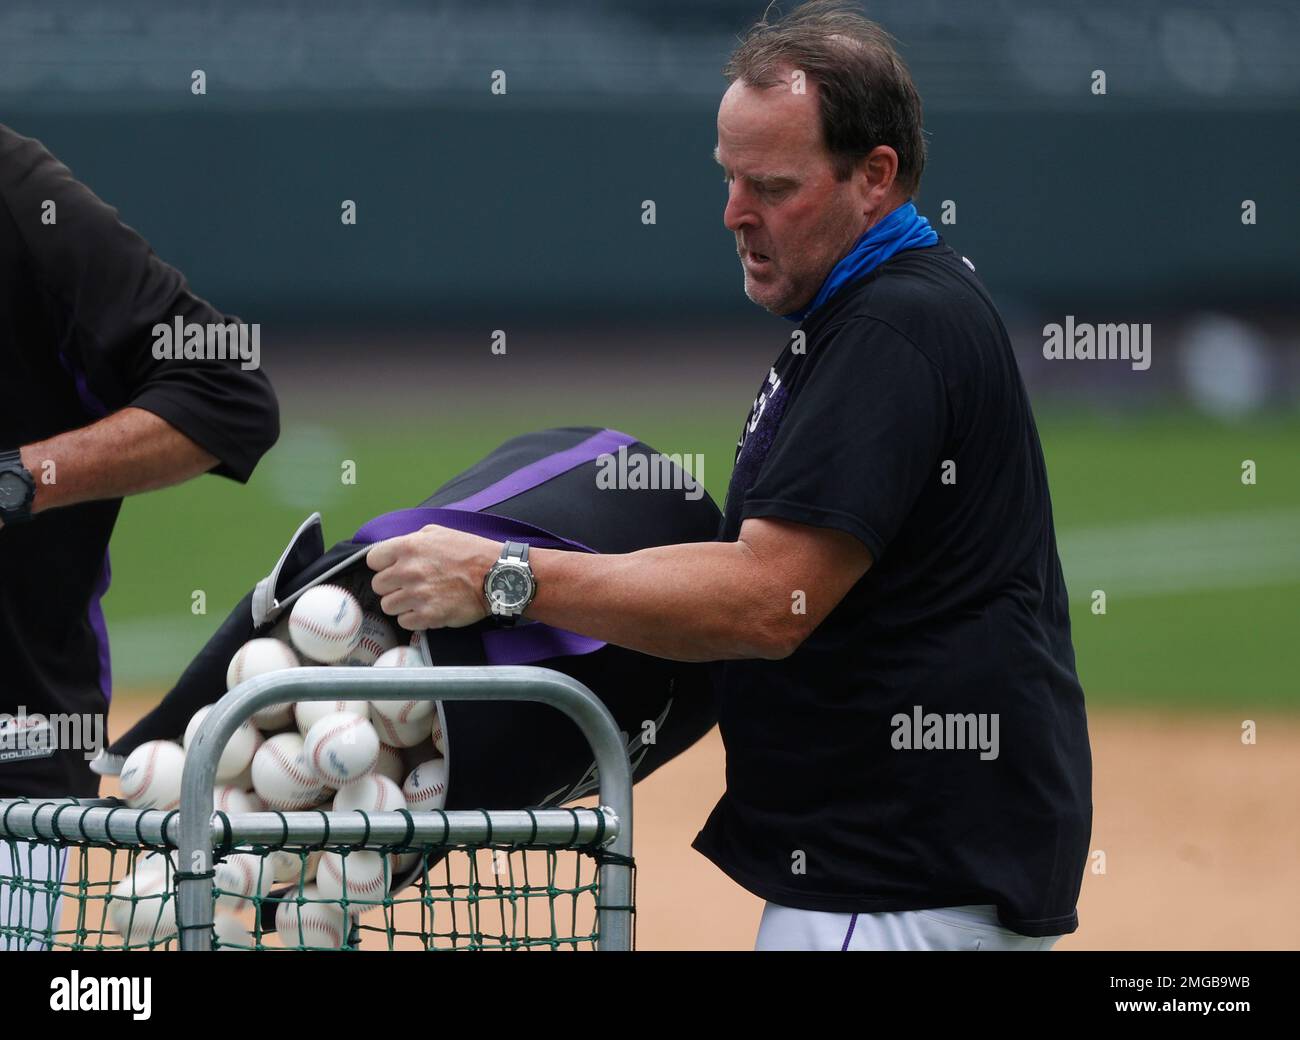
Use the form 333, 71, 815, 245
526, 540, 794, 663
21, 406, 218, 513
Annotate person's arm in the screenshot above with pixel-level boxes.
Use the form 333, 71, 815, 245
526, 516, 872, 661
0, 127, 279, 507
366, 515, 873, 662
19, 407, 218, 515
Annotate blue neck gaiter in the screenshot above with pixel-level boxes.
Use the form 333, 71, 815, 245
783, 201, 939, 323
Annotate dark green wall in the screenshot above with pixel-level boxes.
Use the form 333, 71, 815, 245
8, 104, 1296, 325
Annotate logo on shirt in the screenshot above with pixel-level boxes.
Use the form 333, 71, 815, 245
723, 366, 789, 518
736, 366, 783, 460
890, 705, 1000, 761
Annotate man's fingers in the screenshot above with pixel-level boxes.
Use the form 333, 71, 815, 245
380, 589, 418, 619
370, 566, 401, 597
365, 538, 401, 573
396, 611, 423, 632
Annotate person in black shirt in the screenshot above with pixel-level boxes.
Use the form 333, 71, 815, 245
366, 2, 1091, 949
0, 124, 278, 944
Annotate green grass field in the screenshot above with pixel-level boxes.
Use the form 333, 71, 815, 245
104, 405, 1300, 711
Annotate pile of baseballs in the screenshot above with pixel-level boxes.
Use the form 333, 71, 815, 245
111, 580, 450, 948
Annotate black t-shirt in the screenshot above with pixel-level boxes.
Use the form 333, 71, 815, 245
0, 124, 279, 797
692, 241, 1092, 937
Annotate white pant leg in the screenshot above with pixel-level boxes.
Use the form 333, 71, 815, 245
755, 901, 1061, 951
0, 841, 67, 951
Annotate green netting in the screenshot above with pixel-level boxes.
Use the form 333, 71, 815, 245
1, 811, 633, 951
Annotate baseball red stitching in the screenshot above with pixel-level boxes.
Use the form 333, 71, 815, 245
372, 714, 403, 745
342, 778, 391, 812
282, 906, 343, 947
309, 718, 374, 780
219, 856, 256, 899
291, 608, 361, 646
322, 856, 387, 896
404, 768, 446, 806
263, 740, 326, 808
397, 700, 426, 725
124, 744, 160, 802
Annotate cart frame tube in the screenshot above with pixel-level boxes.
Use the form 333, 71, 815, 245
177, 665, 633, 951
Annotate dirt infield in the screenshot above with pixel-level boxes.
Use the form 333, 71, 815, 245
80, 701, 1300, 951
622, 711, 1300, 950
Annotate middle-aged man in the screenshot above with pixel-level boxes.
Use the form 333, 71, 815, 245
0, 123, 279, 946
367, 0, 1092, 951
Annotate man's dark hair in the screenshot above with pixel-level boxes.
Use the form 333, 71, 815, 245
724, 0, 926, 196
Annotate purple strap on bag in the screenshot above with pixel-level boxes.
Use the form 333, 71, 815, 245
441, 428, 637, 512
352, 428, 638, 665
354, 507, 595, 553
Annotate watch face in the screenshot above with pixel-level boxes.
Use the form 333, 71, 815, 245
489, 565, 531, 609
0, 472, 26, 509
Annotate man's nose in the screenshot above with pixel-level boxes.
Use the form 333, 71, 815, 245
723, 183, 757, 234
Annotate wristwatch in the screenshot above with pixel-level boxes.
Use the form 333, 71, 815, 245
483, 541, 537, 626
0, 450, 36, 527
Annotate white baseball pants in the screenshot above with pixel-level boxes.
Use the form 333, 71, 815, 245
0, 840, 66, 951
755, 901, 1063, 951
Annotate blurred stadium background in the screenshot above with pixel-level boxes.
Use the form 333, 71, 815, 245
4, 1, 1297, 948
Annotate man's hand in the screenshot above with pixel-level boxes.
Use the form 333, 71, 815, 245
365, 514, 874, 661
366, 525, 501, 631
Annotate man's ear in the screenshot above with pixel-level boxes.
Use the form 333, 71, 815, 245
858, 145, 900, 210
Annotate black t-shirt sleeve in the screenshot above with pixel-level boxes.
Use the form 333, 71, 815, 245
740, 317, 948, 561
0, 128, 278, 482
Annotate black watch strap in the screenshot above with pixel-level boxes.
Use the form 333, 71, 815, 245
490, 542, 533, 627
0, 449, 36, 526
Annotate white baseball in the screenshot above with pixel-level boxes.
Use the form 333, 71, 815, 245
304, 712, 379, 787
184, 705, 263, 783
371, 692, 434, 724
333, 774, 407, 814
402, 759, 449, 812
316, 850, 390, 912
213, 785, 266, 814
213, 852, 275, 913
251, 733, 332, 810
368, 648, 427, 747
109, 864, 177, 945
275, 886, 349, 949
252, 702, 296, 731
135, 849, 177, 876
227, 637, 299, 692
369, 706, 432, 748
373, 645, 421, 669
374, 742, 405, 785
340, 612, 398, 666
231, 632, 299, 730
289, 584, 363, 663
295, 699, 370, 736
118, 741, 186, 811
432, 713, 445, 757
267, 849, 321, 886
228, 762, 255, 790
212, 913, 253, 951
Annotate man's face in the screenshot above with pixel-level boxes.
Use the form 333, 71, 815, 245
716, 75, 866, 316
